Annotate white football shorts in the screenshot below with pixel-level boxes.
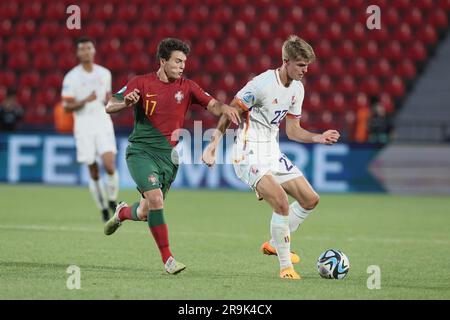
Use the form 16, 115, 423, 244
74, 122, 117, 165
231, 140, 303, 192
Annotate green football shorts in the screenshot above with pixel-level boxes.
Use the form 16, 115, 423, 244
126, 144, 178, 198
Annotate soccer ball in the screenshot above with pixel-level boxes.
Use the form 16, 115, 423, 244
317, 249, 350, 280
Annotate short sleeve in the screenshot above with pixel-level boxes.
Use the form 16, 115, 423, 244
189, 80, 213, 108
113, 76, 140, 101
234, 79, 262, 111
61, 74, 75, 99
287, 83, 305, 119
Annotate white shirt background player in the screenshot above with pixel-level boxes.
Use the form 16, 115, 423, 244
202, 35, 340, 280
61, 37, 119, 222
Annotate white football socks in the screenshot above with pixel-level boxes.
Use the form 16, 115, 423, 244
270, 212, 292, 270
88, 178, 108, 210
269, 201, 312, 248
105, 171, 119, 202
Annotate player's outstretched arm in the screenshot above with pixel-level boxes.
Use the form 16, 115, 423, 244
286, 116, 340, 145
105, 89, 140, 114
206, 99, 241, 126
202, 99, 244, 167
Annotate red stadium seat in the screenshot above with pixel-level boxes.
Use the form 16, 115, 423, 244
395, 59, 416, 80
307, 60, 321, 75
315, 74, 332, 93
427, 9, 448, 29
164, 4, 184, 23
211, 5, 232, 24
117, 4, 138, 22
336, 75, 356, 95
141, 5, 162, 21
417, 24, 438, 45
205, 55, 225, 73
417, 0, 434, 10
371, 58, 392, 79
33, 53, 54, 71
276, 22, 295, 40
0, 71, 16, 87
350, 92, 369, 111
54, 38, 74, 55
129, 53, 150, 73
229, 53, 249, 74
195, 39, 216, 57
380, 93, 395, 113
261, 5, 281, 24
7, 38, 26, 54
327, 92, 346, 114
0, 3, 19, 20
315, 39, 332, 59
201, 22, 223, 40
8, 52, 29, 71
187, 5, 209, 24
44, 72, 64, 90
384, 41, 403, 62
359, 76, 381, 97
302, 23, 319, 42
17, 87, 33, 106
16, 20, 36, 37
360, 40, 379, 59
348, 23, 366, 43
383, 76, 405, 98
123, 39, 144, 56
242, 38, 262, 56
253, 55, 272, 74
105, 53, 127, 73
99, 38, 122, 54
310, 7, 329, 25
36, 89, 58, 108
303, 92, 322, 114
58, 55, 78, 71
408, 41, 427, 62
267, 38, 284, 59
85, 22, 106, 39
92, 3, 114, 21
348, 58, 369, 78
384, 8, 400, 27
324, 57, 344, 77
394, 23, 413, 43
19, 72, 40, 88
285, 6, 304, 24
179, 23, 200, 40
45, 2, 66, 19
217, 73, 238, 94
0, 19, 12, 37
131, 23, 152, 39
333, 7, 352, 26
30, 38, 50, 52
109, 22, 130, 39
39, 21, 60, 38
337, 40, 356, 60
238, 5, 257, 24
405, 7, 424, 27
23, 2, 42, 19
218, 37, 239, 57
192, 74, 213, 90
230, 21, 248, 40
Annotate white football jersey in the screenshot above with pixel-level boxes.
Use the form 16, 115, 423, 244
235, 69, 304, 144
61, 64, 113, 132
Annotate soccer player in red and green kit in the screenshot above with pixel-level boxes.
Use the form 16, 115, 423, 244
103, 38, 240, 274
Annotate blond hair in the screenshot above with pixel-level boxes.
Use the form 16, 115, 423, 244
282, 35, 316, 63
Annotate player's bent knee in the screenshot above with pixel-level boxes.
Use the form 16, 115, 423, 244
305, 194, 320, 210
275, 199, 290, 216
146, 194, 164, 209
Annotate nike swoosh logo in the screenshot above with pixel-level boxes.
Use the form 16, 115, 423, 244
146, 94, 157, 97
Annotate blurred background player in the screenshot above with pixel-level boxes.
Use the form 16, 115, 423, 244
61, 37, 119, 222
0, 90, 24, 132
103, 38, 240, 275
202, 35, 340, 280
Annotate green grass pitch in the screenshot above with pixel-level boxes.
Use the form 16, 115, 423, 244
1, 184, 449, 299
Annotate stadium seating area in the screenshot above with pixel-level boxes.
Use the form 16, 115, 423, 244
1, 0, 449, 139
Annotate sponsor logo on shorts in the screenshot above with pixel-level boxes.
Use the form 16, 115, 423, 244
148, 175, 158, 185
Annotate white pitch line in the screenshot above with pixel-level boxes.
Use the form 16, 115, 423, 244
0, 224, 448, 245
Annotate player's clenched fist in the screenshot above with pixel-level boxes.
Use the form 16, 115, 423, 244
124, 89, 140, 107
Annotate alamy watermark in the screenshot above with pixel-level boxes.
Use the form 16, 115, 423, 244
66, 265, 81, 290
367, 265, 381, 289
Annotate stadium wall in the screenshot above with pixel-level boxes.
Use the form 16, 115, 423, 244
0, 133, 384, 193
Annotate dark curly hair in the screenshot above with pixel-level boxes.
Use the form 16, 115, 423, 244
157, 38, 190, 61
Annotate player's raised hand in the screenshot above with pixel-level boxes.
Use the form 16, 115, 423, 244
202, 144, 217, 167
222, 105, 241, 126
124, 89, 140, 107
319, 130, 340, 145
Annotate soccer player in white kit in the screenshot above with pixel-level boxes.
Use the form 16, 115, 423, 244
61, 37, 119, 222
202, 35, 340, 280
